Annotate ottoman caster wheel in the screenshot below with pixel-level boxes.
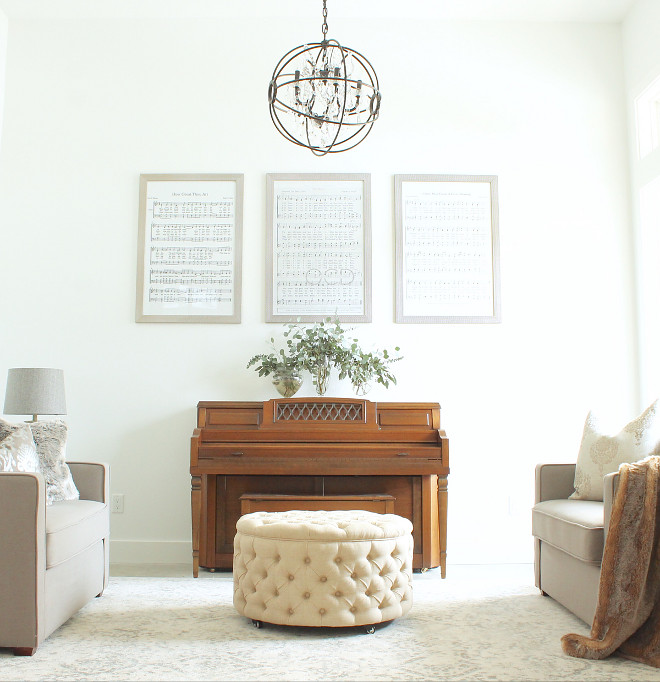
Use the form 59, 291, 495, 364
364, 625, 376, 635
252, 620, 263, 629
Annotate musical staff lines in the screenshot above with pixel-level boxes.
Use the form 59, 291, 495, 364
270, 179, 367, 317
149, 269, 232, 286
138, 176, 241, 319
150, 246, 232, 268
150, 223, 232, 242
153, 200, 233, 219
149, 287, 232, 304
397, 177, 498, 321
276, 193, 362, 221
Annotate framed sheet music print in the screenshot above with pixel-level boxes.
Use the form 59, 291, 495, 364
266, 173, 372, 323
395, 174, 501, 324
136, 173, 243, 323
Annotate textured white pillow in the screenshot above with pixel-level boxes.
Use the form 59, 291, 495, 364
0, 419, 40, 473
571, 400, 660, 501
29, 420, 79, 505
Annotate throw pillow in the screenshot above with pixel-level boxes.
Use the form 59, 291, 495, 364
29, 420, 79, 505
0, 419, 40, 473
571, 400, 660, 501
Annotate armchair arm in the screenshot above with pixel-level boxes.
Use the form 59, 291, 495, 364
0, 472, 46, 650
68, 462, 109, 503
535, 463, 576, 503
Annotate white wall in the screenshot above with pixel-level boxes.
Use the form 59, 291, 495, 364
622, 0, 660, 407
0, 7, 7, 153
0, 16, 637, 566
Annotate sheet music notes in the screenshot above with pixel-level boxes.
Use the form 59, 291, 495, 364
400, 180, 496, 318
140, 180, 237, 317
271, 179, 366, 317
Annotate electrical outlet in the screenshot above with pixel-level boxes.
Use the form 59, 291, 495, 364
111, 494, 124, 513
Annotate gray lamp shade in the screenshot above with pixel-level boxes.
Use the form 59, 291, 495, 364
3, 368, 67, 417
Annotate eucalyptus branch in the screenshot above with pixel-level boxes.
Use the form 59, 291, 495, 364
247, 316, 402, 396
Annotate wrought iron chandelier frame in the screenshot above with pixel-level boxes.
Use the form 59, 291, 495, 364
267, 1, 381, 156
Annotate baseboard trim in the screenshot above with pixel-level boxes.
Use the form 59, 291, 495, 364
110, 540, 192, 564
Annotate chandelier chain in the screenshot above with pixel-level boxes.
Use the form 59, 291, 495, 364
322, 0, 328, 38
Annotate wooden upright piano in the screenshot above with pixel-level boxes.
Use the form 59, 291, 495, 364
190, 398, 449, 577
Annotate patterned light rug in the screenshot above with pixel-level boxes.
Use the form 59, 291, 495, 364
0, 566, 657, 681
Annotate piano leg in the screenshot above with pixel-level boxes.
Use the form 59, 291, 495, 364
191, 475, 201, 578
438, 476, 448, 579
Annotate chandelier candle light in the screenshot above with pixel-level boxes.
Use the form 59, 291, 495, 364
268, 0, 381, 155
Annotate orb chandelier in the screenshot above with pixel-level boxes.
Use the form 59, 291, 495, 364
268, 0, 381, 156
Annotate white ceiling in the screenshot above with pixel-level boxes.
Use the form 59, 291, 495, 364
0, 0, 640, 23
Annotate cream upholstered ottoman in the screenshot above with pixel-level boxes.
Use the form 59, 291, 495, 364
233, 509, 414, 633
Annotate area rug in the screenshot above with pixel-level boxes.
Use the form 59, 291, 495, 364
0, 567, 657, 681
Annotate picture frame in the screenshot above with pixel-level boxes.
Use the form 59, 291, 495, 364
136, 173, 243, 323
395, 174, 501, 324
266, 173, 372, 323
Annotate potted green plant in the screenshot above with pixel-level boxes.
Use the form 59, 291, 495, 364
247, 317, 402, 397
246, 344, 304, 398
346, 345, 401, 396
283, 317, 352, 395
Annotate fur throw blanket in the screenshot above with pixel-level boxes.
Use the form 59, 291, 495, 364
561, 455, 660, 667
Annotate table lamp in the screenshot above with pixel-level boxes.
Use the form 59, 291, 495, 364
3, 367, 67, 422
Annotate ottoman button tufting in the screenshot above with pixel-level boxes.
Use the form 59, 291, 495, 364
233, 509, 413, 631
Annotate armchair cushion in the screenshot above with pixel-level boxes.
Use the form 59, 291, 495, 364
0, 421, 39, 473
571, 400, 660, 501
45, 499, 109, 569
532, 499, 604, 562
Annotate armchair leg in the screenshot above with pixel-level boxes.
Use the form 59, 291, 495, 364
13, 647, 37, 656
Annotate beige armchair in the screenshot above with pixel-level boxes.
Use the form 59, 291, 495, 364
532, 463, 618, 624
0, 462, 109, 655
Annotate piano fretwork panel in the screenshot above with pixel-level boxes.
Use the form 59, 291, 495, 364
275, 401, 364, 422
190, 398, 449, 577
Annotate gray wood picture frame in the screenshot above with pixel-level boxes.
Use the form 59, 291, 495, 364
395, 174, 501, 324
136, 173, 243, 323
266, 173, 372, 323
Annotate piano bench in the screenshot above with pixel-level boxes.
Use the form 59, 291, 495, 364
233, 509, 413, 631
239, 493, 396, 515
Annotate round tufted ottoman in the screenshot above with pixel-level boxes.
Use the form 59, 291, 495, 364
233, 509, 413, 632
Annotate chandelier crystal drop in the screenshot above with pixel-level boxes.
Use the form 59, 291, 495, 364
268, 0, 381, 156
